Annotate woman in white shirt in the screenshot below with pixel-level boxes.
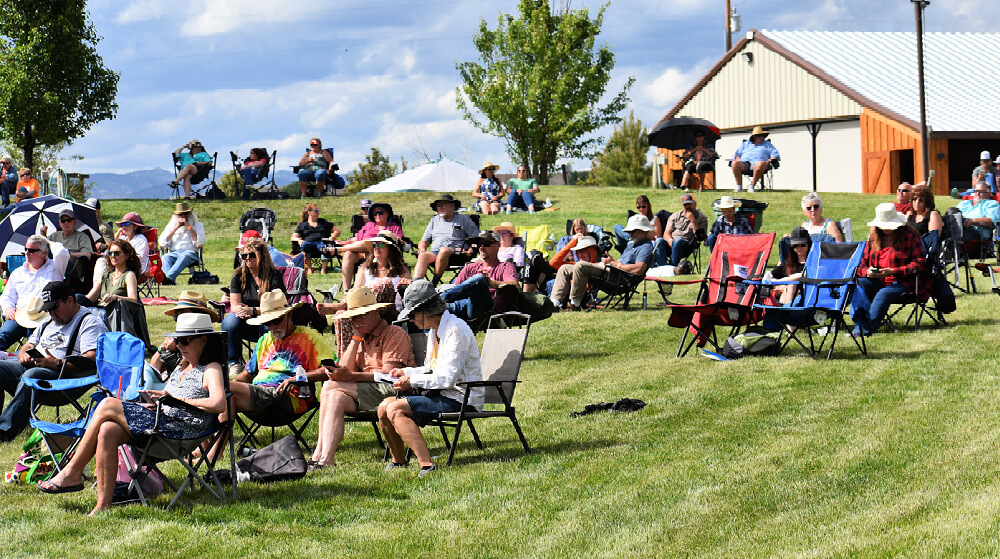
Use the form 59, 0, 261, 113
377, 280, 483, 477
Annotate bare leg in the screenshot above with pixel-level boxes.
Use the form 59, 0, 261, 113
732, 162, 744, 188
313, 381, 357, 466
680, 169, 691, 188
433, 247, 455, 277
341, 250, 361, 292
382, 398, 432, 467
413, 251, 437, 279
298, 181, 308, 198
751, 161, 771, 189
378, 397, 407, 464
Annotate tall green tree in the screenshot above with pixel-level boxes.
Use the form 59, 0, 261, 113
588, 110, 650, 187
456, 0, 633, 185
350, 147, 399, 189
0, 0, 119, 170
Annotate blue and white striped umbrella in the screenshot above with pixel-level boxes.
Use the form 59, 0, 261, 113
0, 195, 101, 260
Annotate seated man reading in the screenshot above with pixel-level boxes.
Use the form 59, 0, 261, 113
548, 215, 655, 311
440, 231, 518, 322
413, 194, 480, 284
310, 286, 415, 471
0, 281, 106, 442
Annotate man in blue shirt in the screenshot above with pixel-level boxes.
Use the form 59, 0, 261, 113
0, 157, 16, 206
731, 126, 780, 193
958, 182, 1000, 243
548, 214, 654, 311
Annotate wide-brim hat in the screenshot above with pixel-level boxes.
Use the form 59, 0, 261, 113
367, 202, 393, 222
247, 290, 303, 326
479, 161, 499, 173
867, 202, 907, 230
165, 290, 219, 322
121, 212, 146, 228
493, 222, 517, 235
337, 286, 392, 320
430, 194, 461, 211
574, 235, 597, 251
363, 230, 403, 253
173, 202, 193, 215
623, 214, 653, 233
15, 296, 49, 329
164, 313, 220, 338
749, 125, 769, 139
189, 139, 204, 148
714, 195, 742, 210
398, 279, 441, 321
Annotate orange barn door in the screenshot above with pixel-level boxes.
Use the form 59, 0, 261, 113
863, 151, 891, 194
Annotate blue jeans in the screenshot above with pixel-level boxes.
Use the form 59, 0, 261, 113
241, 168, 261, 200
850, 278, 909, 333
0, 179, 13, 206
506, 190, 536, 211
162, 249, 199, 280
0, 362, 89, 442
298, 169, 328, 185
441, 275, 493, 322
222, 312, 264, 363
612, 224, 629, 252
667, 238, 694, 266
0, 319, 28, 352
652, 238, 669, 266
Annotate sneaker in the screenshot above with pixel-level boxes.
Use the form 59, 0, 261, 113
384, 461, 408, 471
747, 185, 756, 193
161, 277, 176, 286
418, 463, 439, 478
228, 362, 244, 378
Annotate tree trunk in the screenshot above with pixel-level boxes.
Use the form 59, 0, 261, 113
22, 121, 35, 172
539, 162, 549, 186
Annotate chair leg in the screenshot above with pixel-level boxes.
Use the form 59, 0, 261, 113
509, 413, 531, 454
466, 420, 483, 450
446, 418, 464, 467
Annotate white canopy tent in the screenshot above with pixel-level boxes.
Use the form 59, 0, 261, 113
359, 157, 480, 193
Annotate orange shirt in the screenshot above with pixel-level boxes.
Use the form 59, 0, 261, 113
16, 179, 39, 198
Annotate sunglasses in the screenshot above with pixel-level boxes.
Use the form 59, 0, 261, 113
805, 205, 821, 210
19, 173, 28, 177
372, 241, 388, 248
518, 169, 527, 173
372, 210, 386, 216
108, 250, 123, 257
310, 143, 320, 147
24, 248, 41, 254
498, 230, 512, 236
636, 205, 648, 209
59, 218, 75, 223
240, 252, 257, 260
175, 335, 203, 346
897, 189, 910, 193
119, 222, 133, 227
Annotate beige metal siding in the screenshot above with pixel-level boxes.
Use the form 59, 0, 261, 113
674, 41, 862, 130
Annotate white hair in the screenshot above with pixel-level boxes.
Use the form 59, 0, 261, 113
26, 234, 48, 254
801, 192, 823, 211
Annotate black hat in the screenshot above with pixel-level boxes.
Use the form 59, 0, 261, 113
367, 202, 394, 221
430, 194, 461, 211
40, 281, 74, 311
475, 231, 500, 245
788, 226, 811, 247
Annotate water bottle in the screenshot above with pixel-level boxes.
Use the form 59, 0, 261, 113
642, 289, 648, 310
294, 365, 312, 398
294, 365, 307, 383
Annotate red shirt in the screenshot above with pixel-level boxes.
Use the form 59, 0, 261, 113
857, 228, 930, 299
454, 260, 517, 294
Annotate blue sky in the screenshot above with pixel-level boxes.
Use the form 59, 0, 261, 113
59, 0, 988, 177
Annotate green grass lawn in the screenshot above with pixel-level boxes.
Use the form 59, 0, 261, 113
2, 186, 999, 558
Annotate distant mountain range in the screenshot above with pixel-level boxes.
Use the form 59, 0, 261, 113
86, 168, 301, 199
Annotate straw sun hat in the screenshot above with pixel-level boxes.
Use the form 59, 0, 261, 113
336, 286, 391, 320
247, 290, 303, 326
164, 290, 219, 322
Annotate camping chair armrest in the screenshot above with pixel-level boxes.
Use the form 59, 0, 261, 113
644, 277, 705, 286
22, 374, 99, 392
799, 277, 855, 286
456, 380, 520, 388
158, 393, 202, 414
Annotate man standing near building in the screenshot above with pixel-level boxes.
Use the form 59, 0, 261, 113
731, 126, 780, 193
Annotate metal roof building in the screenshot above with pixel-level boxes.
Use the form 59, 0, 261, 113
656, 30, 1000, 194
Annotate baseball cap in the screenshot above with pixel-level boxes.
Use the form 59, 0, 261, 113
40, 281, 74, 311
680, 193, 695, 205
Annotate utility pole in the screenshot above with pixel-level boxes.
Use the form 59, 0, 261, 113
912, 0, 930, 182
726, 0, 732, 51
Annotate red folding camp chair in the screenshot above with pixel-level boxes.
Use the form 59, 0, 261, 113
663, 233, 775, 357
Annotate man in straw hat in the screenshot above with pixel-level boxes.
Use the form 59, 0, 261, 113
413, 194, 480, 284
661, 193, 708, 266
549, 214, 655, 311
309, 286, 416, 471
0, 281, 106, 442
0, 235, 70, 351
159, 202, 205, 285
228, 290, 333, 416
731, 125, 780, 192
706, 195, 752, 251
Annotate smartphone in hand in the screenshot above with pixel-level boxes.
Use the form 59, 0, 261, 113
26, 347, 45, 360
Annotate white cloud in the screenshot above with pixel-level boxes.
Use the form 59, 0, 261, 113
115, 0, 166, 24
182, 0, 315, 37
639, 62, 712, 109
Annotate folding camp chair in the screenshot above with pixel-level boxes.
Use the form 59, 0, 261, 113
940, 213, 976, 294
884, 230, 950, 331
235, 391, 319, 455
170, 151, 220, 200
23, 334, 134, 474
585, 265, 645, 310
291, 148, 344, 196
231, 149, 281, 199
664, 233, 775, 357
753, 241, 867, 360
426, 312, 531, 466
137, 228, 161, 299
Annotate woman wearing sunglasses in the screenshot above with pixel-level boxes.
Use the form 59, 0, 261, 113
38, 313, 227, 515
78, 239, 140, 307
114, 212, 151, 275
797, 192, 843, 243
327, 202, 402, 292
224, 238, 285, 378
16, 168, 38, 199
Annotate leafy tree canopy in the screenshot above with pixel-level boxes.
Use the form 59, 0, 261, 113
456, 0, 633, 185
350, 147, 402, 189
0, 0, 119, 170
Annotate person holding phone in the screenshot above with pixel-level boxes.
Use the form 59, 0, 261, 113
310, 286, 415, 472
0, 281, 107, 442
38, 312, 225, 515
159, 202, 205, 285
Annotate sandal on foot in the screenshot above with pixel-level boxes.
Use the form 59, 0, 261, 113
38, 480, 84, 494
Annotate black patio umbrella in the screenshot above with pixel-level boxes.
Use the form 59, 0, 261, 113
0, 195, 101, 260
647, 117, 722, 150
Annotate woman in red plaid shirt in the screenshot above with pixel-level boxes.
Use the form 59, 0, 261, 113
850, 203, 928, 336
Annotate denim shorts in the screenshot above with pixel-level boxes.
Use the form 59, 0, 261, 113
404, 392, 462, 427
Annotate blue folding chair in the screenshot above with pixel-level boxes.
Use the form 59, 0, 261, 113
25, 332, 144, 474
755, 241, 867, 360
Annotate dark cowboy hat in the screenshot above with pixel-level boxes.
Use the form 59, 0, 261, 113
430, 194, 461, 211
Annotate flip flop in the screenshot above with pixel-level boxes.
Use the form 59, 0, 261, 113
38, 480, 84, 494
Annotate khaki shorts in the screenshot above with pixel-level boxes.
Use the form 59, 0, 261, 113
247, 384, 287, 414
356, 382, 396, 412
